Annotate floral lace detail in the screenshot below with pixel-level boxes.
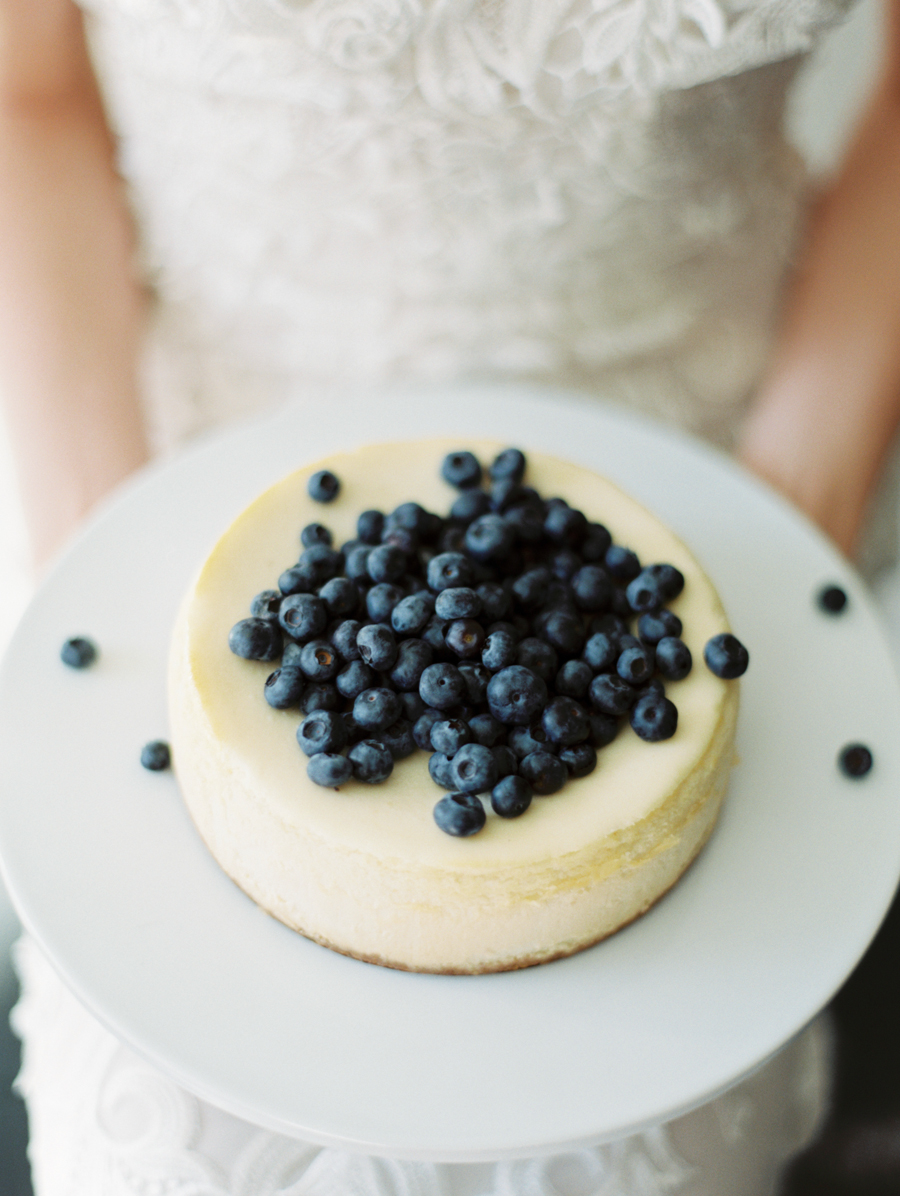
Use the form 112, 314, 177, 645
13, 936, 830, 1196
69, 0, 854, 462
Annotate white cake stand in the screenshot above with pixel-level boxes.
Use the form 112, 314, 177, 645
1, 383, 899, 1161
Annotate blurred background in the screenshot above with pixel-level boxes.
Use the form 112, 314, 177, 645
0, 2, 886, 1189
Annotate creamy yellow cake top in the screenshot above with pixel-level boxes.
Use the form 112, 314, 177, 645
181, 438, 733, 870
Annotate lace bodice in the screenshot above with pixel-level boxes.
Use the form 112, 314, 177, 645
77, 0, 850, 452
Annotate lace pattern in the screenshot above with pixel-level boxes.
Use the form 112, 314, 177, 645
72, 0, 850, 455
13, 936, 830, 1196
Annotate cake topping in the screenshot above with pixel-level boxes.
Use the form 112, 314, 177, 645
307, 470, 340, 503
227, 447, 746, 833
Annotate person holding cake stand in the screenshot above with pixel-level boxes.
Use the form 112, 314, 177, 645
1, 0, 900, 1190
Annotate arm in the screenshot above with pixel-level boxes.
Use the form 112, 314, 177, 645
0, 0, 147, 573
738, 0, 900, 559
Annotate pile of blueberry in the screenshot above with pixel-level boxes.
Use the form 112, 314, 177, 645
228, 448, 748, 837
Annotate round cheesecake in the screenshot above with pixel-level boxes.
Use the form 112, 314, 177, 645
169, 439, 739, 973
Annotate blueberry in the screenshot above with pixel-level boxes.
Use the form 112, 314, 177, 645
250, 590, 282, 620
516, 637, 557, 683
414, 708, 445, 750
441, 451, 482, 490
605, 544, 641, 582
428, 751, 455, 788
511, 568, 550, 610
297, 709, 348, 756
544, 503, 587, 546
582, 711, 616, 750
278, 594, 327, 642
299, 638, 341, 681
819, 585, 849, 614
357, 623, 398, 671
486, 665, 548, 726
140, 740, 170, 771
421, 615, 451, 657
318, 577, 359, 617
399, 691, 425, 721
589, 673, 638, 716
301, 522, 333, 548
229, 618, 282, 661
451, 490, 492, 525
839, 743, 873, 777
376, 719, 416, 760
307, 752, 353, 787
637, 609, 683, 644
435, 587, 482, 620
568, 567, 610, 616
352, 687, 403, 732
450, 743, 499, 794
264, 665, 307, 708
519, 751, 567, 795
492, 744, 518, 778
655, 637, 692, 681
489, 447, 526, 483
387, 501, 431, 535
504, 504, 544, 544
367, 544, 408, 584
391, 591, 435, 636
552, 740, 594, 779
704, 633, 749, 679
298, 544, 342, 585
555, 660, 593, 699
458, 662, 490, 704
427, 552, 475, 592
465, 514, 516, 563
431, 718, 473, 755
581, 523, 612, 562
445, 618, 485, 659
542, 697, 590, 746
617, 645, 654, 686
630, 694, 678, 742
300, 682, 341, 713
467, 711, 505, 747
491, 774, 532, 818
335, 660, 377, 701
626, 564, 683, 613
348, 740, 394, 784
330, 618, 363, 661
308, 470, 340, 503
344, 545, 372, 580
357, 509, 385, 545
476, 582, 510, 622
539, 611, 585, 658
433, 792, 486, 836
419, 662, 467, 709
508, 722, 557, 758
61, 636, 98, 669
482, 628, 518, 672
582, 632, 619, 673
389, 638, 433, 691
365, 583, 405, 623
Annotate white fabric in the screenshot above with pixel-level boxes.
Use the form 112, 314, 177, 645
13, 0, 862, 1189
77, 0, 850, 454
13, 936, 830, 1196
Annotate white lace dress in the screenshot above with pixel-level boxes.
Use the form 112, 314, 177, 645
12, 0, 862, 1189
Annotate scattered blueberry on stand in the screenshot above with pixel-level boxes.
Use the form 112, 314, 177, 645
60, 636, 98, 669
839, 743, 874, 778
227, 451, 749, 833
818, 584, 849, 615
140, 740, 171, 771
